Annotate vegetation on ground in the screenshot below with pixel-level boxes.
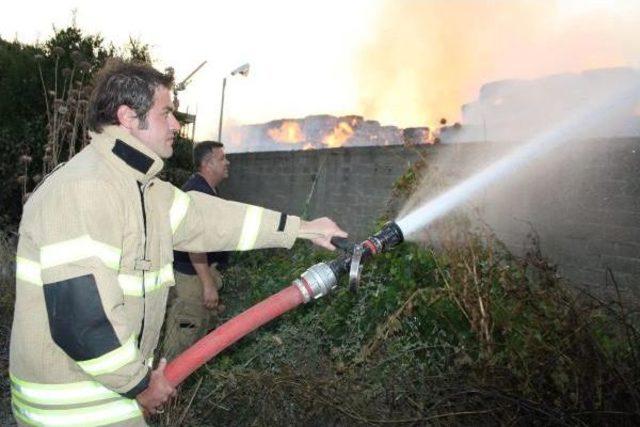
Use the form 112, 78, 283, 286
157, 218, 640, 425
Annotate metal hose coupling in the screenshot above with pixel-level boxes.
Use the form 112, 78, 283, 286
295, 222, 405, 302
293, 262, 338, 303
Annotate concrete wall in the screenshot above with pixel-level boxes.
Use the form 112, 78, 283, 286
220, 139, 640, 296
220, 145, 423, 239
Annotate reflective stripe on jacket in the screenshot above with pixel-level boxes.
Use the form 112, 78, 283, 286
10, 126, 300, 426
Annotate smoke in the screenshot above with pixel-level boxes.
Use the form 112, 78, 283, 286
396, 78, 639, 234
357, 0, 640, 128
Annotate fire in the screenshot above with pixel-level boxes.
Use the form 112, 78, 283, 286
402, 127, 435, 146
322, 121, 354, 148
268, 121, 304, 144
422, 129, 434, 145
302, 143, 314, 150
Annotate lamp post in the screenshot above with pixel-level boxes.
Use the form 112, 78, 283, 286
218, 63, 250, 142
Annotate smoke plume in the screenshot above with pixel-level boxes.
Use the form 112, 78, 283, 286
357, 0, 640, 128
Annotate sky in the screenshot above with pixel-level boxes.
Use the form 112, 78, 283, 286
2, 0, 639, 143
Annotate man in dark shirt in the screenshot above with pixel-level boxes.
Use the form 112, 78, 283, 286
164, 141, 230, 359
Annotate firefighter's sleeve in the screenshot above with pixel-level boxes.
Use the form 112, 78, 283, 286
36, 179, 149, 397
170, 188, 301, 252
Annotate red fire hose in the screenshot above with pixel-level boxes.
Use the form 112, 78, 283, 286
164, 284, 305, 387
164, 223, 405, 386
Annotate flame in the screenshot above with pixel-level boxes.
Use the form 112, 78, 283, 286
302, 143, 314, 150
322, 122, 354, 148
423, 129, 435, 145
268, 121, 304, 144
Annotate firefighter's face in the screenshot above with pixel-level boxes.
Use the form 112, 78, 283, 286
130, 86, 180, 159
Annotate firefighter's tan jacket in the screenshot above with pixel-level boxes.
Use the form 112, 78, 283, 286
10, 126, 301, 426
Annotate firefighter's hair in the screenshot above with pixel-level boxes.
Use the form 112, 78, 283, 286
87, 59, 174, 133
193, 141, 224, 170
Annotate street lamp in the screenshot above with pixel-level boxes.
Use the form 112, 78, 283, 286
218, 63, 250, 141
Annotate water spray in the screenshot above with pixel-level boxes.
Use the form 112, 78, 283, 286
397, 81, 640, 239
164, 222, 404, 386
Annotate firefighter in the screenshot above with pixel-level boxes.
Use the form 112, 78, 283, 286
164, 140, 231, 360
9, 60, 346, 426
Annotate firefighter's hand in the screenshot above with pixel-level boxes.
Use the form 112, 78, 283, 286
299, 217, 348, 250
202, 281, 219, 310
136, 358, 177, 416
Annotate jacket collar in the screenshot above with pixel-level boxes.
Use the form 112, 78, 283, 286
90, 126, 164, 183
194, 173, 218, 196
